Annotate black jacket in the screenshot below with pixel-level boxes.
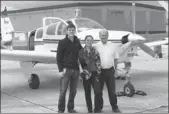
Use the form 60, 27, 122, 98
57, 35, 82, 72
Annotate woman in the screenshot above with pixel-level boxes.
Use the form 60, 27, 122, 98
78, 35, 102, 113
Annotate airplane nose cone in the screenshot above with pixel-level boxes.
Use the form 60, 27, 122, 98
128, 33, 146, 41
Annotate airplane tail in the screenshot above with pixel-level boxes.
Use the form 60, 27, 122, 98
1, 7, 14, 49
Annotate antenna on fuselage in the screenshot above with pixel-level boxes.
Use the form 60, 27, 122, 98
74, 8, 81, 18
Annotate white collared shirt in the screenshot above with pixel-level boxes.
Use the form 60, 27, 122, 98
94, 41, 119, 69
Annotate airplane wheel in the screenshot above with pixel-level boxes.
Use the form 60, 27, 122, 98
28, 74, 40, 89
123, 82, 135, 97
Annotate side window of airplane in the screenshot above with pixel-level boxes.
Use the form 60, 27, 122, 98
57, 22, 67, 35
36, 28, 43, 39
46, 23, 57, 35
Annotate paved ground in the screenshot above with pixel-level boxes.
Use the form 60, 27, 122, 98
1, 45, 168, 113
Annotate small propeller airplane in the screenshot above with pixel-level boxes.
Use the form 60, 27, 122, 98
1, 6, 168, 97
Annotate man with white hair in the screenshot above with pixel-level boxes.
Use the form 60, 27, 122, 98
94, 29, 121, 113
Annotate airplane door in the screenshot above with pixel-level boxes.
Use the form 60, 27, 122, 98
28, 30, 36, 50
34, 27, 43, 43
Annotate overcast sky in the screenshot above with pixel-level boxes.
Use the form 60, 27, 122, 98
1, 1, 167, 11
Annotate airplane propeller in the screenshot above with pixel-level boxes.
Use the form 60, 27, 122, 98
137, 42, 157, 58
123, 33, 158, 58
130, 34, 158, 58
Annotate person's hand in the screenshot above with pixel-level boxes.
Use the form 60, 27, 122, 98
79, 75, 83, 83
63, 68, 66, 73
59, 72, 64, 78
95, 75, 100, 82
83, 69, 91, 80
59, 68, 66, 77
85, 75, 90, 80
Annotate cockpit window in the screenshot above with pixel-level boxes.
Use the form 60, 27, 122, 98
36, 28, 43, 39
46, 23, 57, 35
57, 22, 67, 35
75, 18, 105, 32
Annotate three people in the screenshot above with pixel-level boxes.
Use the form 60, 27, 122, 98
78, 35, 102, 113
57, 23, 121, 113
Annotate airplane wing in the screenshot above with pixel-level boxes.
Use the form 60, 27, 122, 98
144, 38, 168, 47
1, 49, 57, 64
1, 38, 167, 64
118, 38, 168, 59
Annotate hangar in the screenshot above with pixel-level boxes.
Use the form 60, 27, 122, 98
2, 1, 167, 34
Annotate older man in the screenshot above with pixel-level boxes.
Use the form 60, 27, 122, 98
94, 29, 121, 113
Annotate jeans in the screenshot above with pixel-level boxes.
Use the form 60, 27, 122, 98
82, 71, 102, 112
58, 69, 79, 112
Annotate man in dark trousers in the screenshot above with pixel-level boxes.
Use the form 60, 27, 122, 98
94, 29, 121, 113
57, 24, 82, 113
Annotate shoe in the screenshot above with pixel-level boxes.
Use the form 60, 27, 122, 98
112, 107, 121, 113
94, 109, 101, 113
58, 110, 64, 113
88, 110, 93, 113
68, 109, 77, 113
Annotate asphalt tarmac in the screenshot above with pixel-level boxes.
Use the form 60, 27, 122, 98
1, 45, 168, 113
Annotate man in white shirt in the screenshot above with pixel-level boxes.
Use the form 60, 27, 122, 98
94, 29, 121, 113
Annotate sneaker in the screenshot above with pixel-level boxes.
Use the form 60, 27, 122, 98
58, 110, 64, 113
112, 107, 121, 113
68, 109, 77, 113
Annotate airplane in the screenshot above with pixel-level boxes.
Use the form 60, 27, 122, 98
1, 8, 168, 97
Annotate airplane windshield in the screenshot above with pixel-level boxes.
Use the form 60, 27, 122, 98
75, 18, 105, 32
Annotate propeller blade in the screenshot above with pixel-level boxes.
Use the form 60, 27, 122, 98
138, 42, 157, 58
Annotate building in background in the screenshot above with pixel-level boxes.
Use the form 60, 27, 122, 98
1, 1, 167, 35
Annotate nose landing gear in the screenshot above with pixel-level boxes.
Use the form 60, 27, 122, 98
116, 62, 147, 97
123, 81, 135, 97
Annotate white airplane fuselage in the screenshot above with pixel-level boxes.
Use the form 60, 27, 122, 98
7, 17, 145, 64
33, 30, 139, 64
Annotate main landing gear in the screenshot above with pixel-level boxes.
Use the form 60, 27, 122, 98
28, 74, 40, 89
116, 62, 147, 97
20, 62, 40, 89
